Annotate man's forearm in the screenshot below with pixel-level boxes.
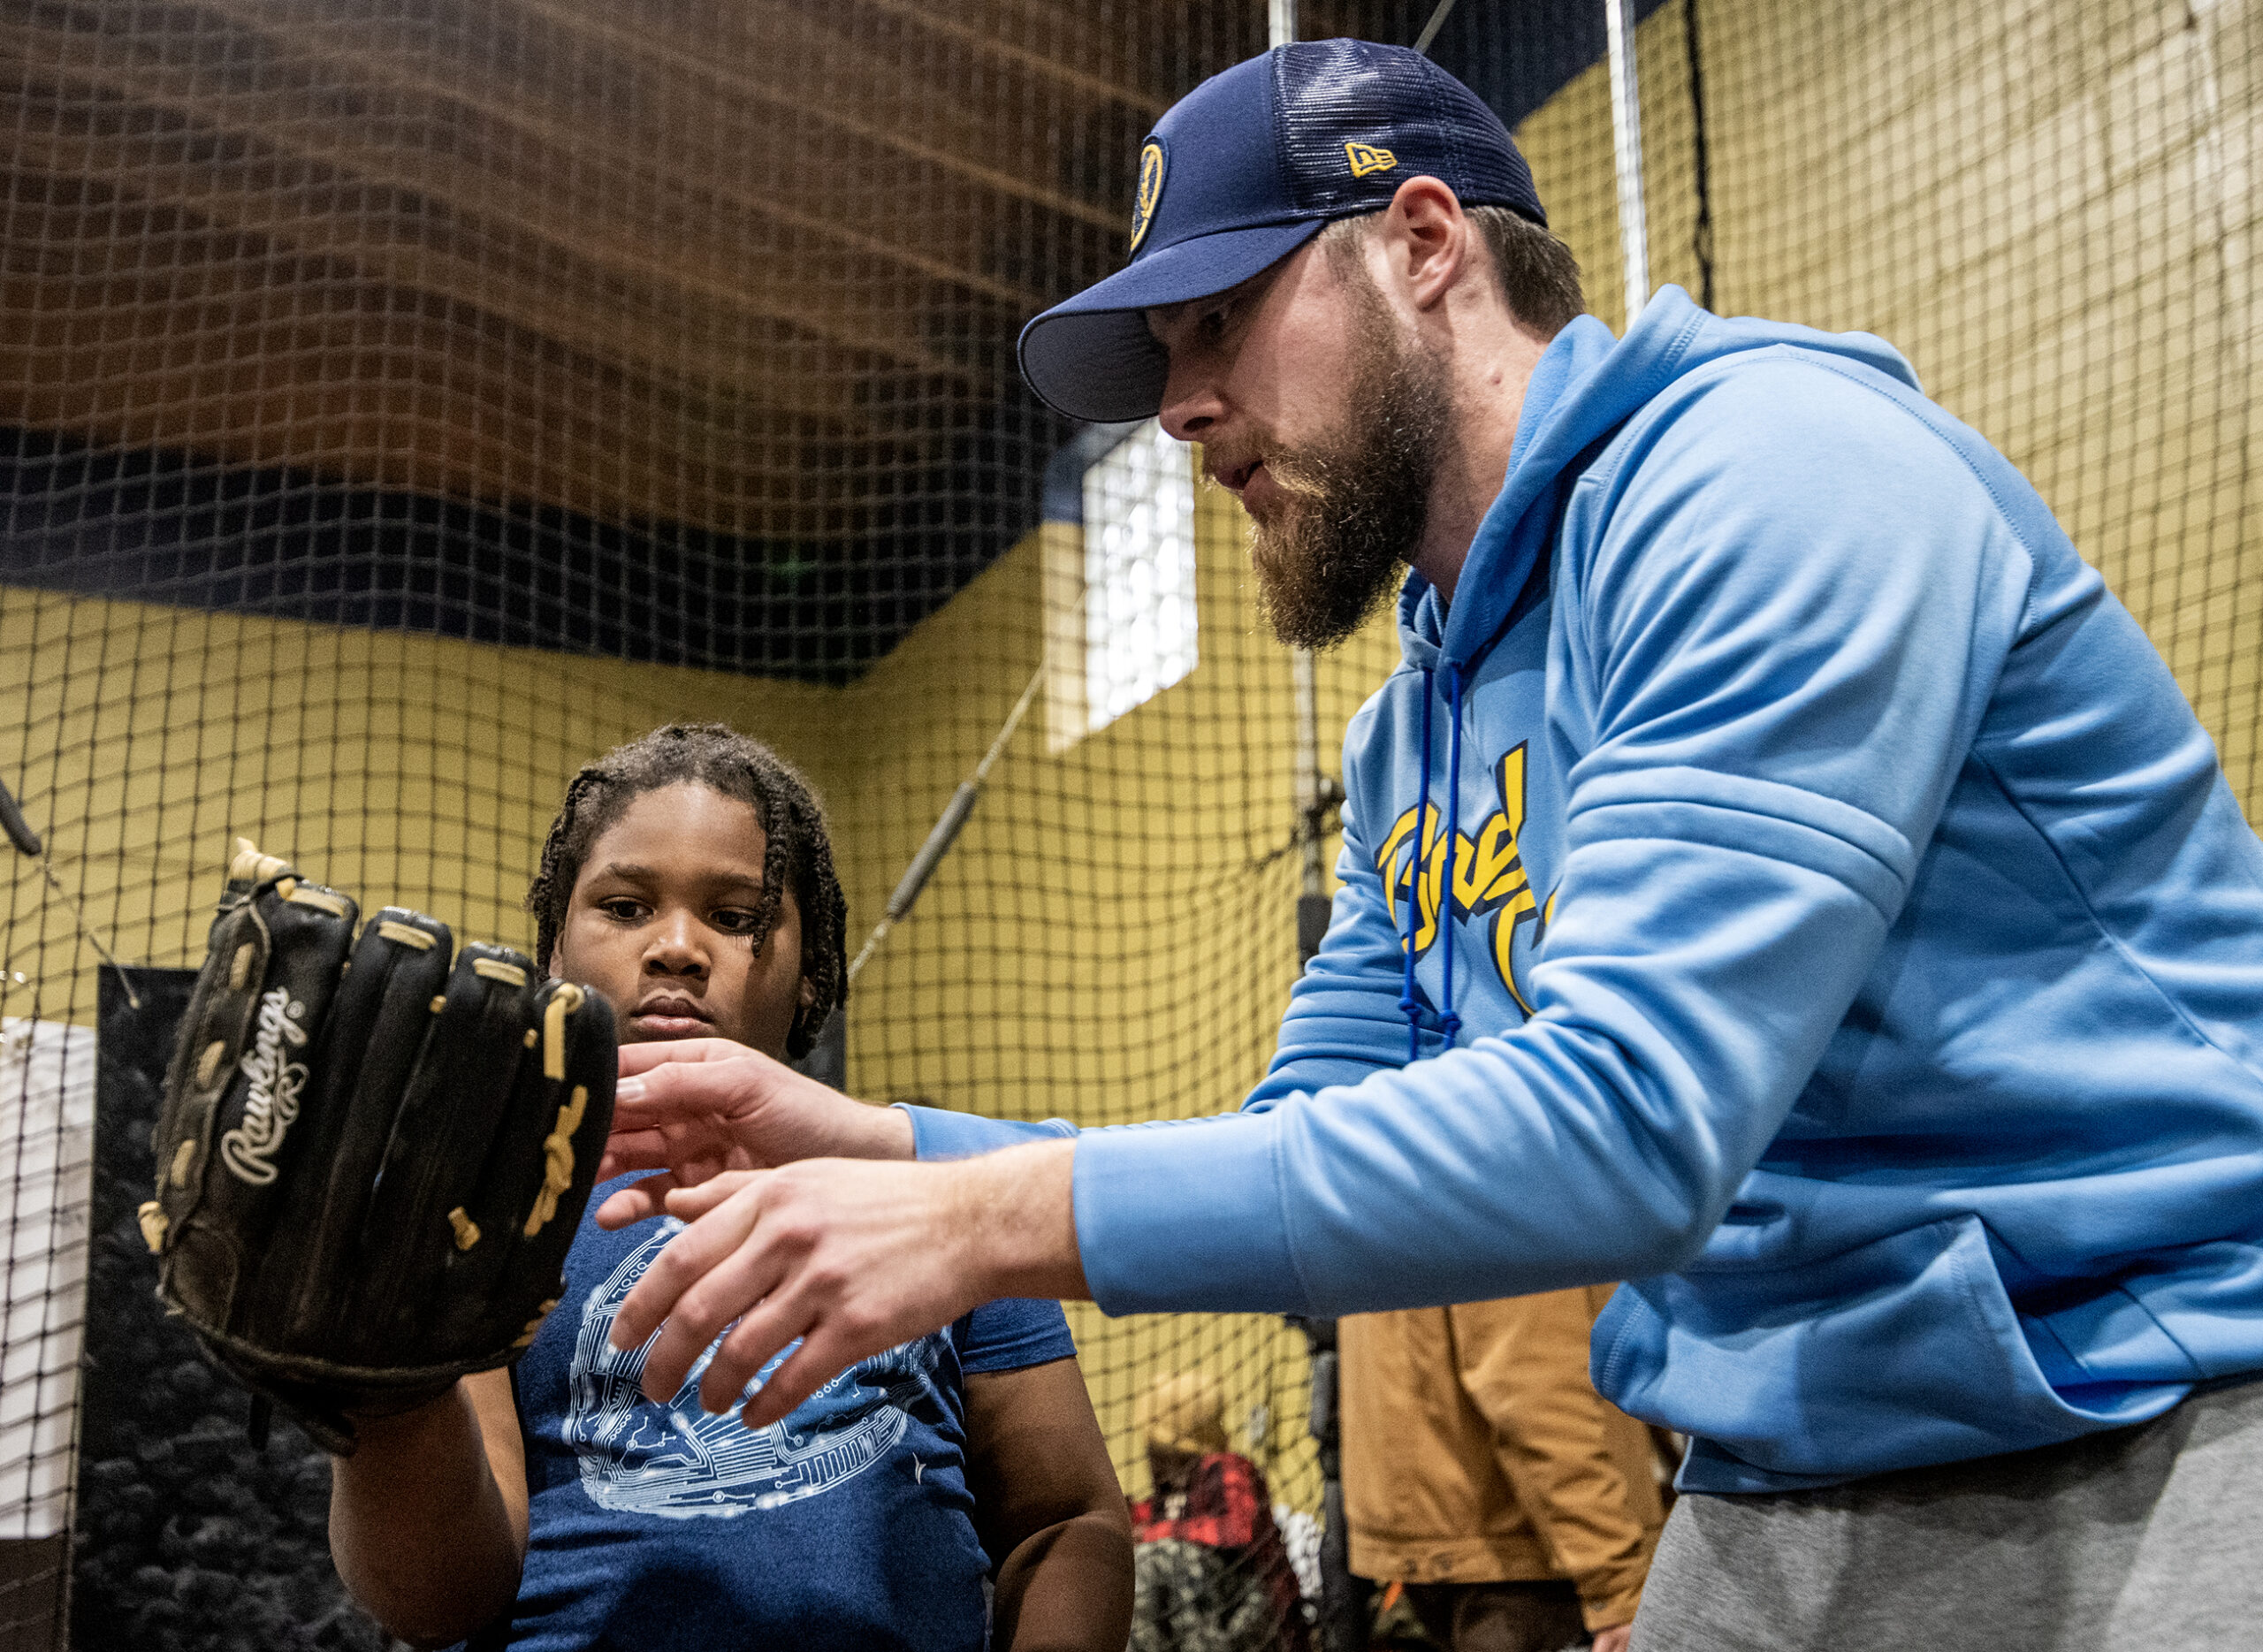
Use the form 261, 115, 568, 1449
957, 1139, 1089, 1302
848, 1095, 917, 1159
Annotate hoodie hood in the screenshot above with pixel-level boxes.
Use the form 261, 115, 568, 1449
1396, 285, 1924, 672
1376, 288, 1932, 1077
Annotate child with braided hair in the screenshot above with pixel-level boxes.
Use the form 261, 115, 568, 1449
326, 723, 1133, 1651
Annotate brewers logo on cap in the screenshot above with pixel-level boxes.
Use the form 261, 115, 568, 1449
1130, 140, 1166, 253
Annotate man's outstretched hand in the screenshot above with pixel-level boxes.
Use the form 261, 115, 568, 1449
606, 1142, 1087, 1427
592, 1039, 914, 1229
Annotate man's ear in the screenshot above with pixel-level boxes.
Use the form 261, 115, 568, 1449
798, 970, 819, 1010
1383, 174, 1473, 314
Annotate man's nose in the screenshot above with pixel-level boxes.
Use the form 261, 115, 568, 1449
1157, 355, 1223, 443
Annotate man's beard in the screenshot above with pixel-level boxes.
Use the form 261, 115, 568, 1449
1226, 277, 1453, 651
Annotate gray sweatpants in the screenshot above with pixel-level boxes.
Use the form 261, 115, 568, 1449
1631, 1378, 2263, 1650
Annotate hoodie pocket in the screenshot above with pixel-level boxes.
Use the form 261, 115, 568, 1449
1592, 1214, 2189, 1489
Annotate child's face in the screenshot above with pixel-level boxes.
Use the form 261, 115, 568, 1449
553, 781, 812, 1059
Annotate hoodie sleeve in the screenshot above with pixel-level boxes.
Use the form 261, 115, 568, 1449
1071, 354, 2038, 1315
899, 1105, 1077, 1159
1242, 708, 1451, 1110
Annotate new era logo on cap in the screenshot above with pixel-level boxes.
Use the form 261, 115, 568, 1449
1017, 40, 1546, 423
1345, 141, 1398, 178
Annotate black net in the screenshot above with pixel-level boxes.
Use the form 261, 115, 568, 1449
1, 2, 2255, 1647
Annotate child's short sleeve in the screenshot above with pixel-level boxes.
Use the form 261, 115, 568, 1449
954, 1297, 1078, 1375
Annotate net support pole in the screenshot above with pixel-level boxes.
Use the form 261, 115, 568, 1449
1265, 10, 1364, 1645
1292, 651, 1331, 956
1290, 765, 1362, 1652
1604, 0, 1651, 325
845, 665, 1044, 986
3, 773, 140, 1009
1271, 0, 1330, 968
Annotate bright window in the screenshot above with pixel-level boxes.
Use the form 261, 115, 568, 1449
1080, 420, 1197, 735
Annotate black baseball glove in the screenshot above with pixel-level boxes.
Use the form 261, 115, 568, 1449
141, 838, 617, 1453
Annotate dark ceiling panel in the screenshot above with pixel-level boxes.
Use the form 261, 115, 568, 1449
0, 1, 1656, 678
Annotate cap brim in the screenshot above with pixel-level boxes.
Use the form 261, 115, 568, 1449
1017, 218, 1326, 423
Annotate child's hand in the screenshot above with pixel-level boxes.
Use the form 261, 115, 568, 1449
593, 1039, 913, 1227
606, 1142, 1086, 1427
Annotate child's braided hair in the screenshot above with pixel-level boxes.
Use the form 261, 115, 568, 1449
525, 724, 848, 1059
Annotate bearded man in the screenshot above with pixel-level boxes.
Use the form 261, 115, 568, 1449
592, 41, 2263, 1650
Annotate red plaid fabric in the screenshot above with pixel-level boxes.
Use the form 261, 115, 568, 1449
1132, 1452, 1311, 1651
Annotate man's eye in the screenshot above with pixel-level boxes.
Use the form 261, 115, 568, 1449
598, 898, 647, 922
711, 909, 761, 935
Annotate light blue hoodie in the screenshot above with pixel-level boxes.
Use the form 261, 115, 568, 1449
907, 287, 2263, 1492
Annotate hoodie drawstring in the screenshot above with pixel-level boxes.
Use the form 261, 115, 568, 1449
1398, 665, 1467, 1062
1438, 666, 1465, 1046
1398, 670, 1433, 1063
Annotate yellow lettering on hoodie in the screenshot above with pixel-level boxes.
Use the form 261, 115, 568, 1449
1377, 743, 1547, 1012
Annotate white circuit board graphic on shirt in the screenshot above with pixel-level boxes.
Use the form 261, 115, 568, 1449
563, 1218, 945, 1519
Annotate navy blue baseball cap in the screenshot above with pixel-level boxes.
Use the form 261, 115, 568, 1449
1017, 39, 1547, 423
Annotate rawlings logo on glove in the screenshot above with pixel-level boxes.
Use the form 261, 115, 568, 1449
219, 986, 309, 1184
143, 839, 618, 1454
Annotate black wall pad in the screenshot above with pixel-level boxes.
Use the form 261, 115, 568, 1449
74, 969, 401, 1652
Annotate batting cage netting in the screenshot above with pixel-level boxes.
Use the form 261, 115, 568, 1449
2, 1, 2256, 1647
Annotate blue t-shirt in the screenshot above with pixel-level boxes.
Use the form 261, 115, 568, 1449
468, 1175, 1078, 1650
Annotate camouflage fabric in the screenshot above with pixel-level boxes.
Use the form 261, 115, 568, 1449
1131, 1537, 1302, 1652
